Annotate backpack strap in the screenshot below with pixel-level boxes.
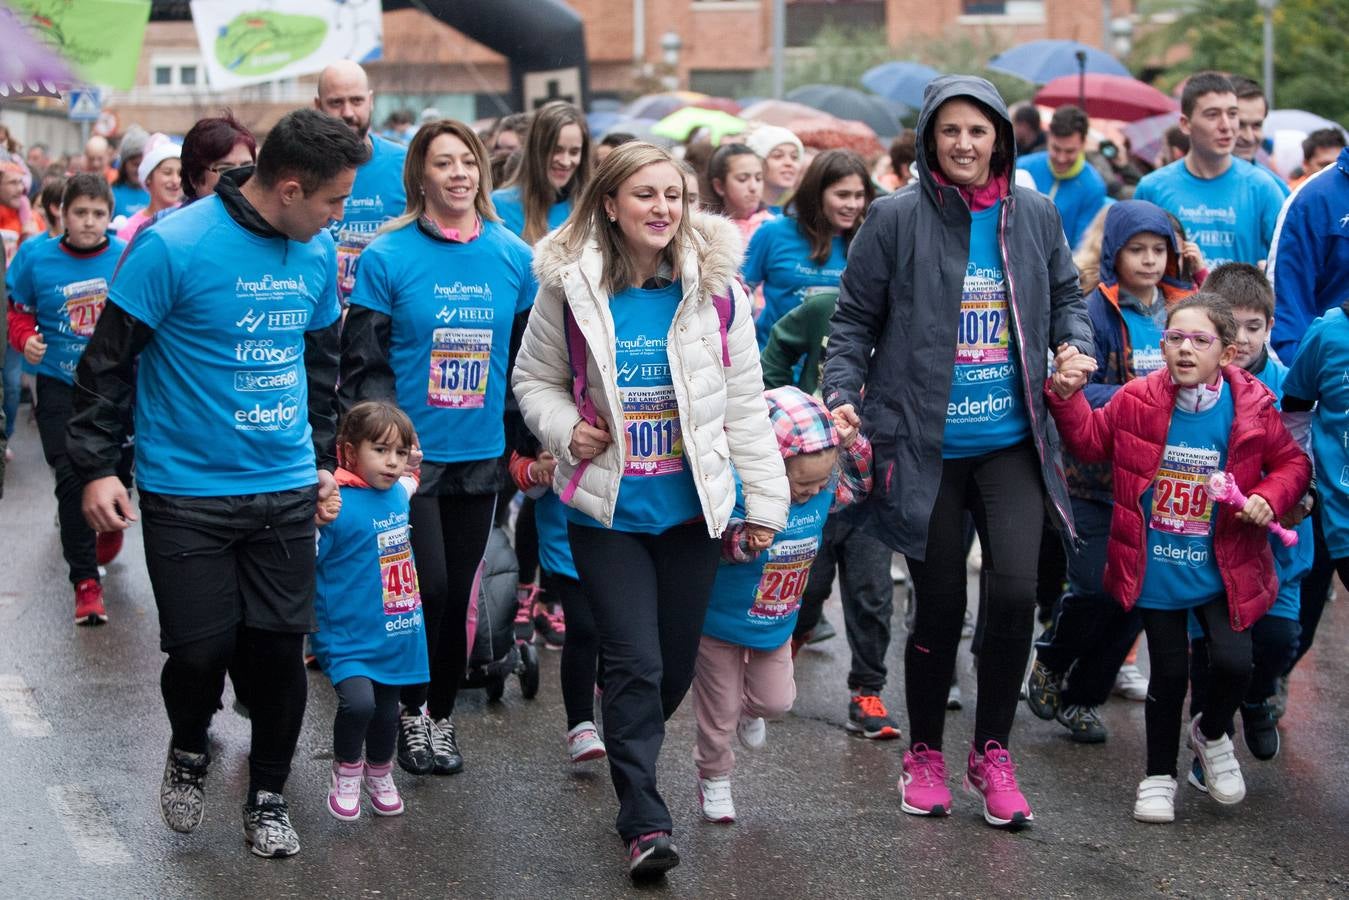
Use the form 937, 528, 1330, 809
560, 302, 597, 504
712, 290, 735, 368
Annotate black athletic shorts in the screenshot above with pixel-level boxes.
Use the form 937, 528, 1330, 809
140, 487, 318, 650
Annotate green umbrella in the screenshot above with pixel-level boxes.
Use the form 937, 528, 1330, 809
651, 107, 748, 144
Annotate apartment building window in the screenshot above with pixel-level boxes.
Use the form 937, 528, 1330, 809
960, 1, 1046, 19
149, 56, 203, 91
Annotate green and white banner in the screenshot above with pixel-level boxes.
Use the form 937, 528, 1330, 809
9, 0, 151, 90
189, 0, 383, 90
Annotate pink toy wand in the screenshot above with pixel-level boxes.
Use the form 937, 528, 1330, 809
1205, 472, 1298, 547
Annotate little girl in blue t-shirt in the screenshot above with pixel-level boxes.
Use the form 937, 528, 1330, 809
314, 401, 430, 821
691, 386, 871, 823
1046, 294, 1310, 825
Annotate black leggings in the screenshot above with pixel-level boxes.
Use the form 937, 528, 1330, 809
568, 520, 721, 840
403, 493, 496, 719
542, 569, 604, 728
161, 626, 307, 796
333, 677, 402, 765
903, 442, 1044, 751
1141, 597, 1252, 777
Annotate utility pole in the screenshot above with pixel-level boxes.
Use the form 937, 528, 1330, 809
1257, 0, 1277, 107
772, 0, 785, 99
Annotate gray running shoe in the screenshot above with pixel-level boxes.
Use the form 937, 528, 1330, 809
242, 791, 300, 858
160, 746, 209, 833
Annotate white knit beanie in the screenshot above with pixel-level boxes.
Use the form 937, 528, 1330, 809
137, 133, 181, 186
745, 125, 804, 161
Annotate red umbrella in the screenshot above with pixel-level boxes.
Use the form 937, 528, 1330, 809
1034, 74, 1177, 122
787, 116, 883, 158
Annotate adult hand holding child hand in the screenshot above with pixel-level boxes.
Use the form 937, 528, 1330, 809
1050, 343, 1097, 399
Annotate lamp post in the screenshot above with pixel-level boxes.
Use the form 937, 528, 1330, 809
1257, 0, 1277, 108
660, 31, 682, 92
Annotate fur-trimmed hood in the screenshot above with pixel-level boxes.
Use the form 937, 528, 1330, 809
531, 211, 745, 302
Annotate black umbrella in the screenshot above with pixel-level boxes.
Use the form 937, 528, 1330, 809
785, 84, 906, 138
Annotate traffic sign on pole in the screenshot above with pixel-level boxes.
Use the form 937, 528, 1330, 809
67, 89, 102, 122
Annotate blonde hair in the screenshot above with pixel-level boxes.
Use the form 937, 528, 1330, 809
557, 142, 694, 296
1072, 205, 1111, 295
509, 101, 591, 245
383, 119, 498, 234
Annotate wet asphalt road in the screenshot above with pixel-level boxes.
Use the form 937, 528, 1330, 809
1, 415, 1346, 899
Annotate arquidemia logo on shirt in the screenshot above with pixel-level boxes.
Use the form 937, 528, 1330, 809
235, 273, 309, 303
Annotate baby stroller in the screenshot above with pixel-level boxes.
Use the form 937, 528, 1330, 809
464, 524, 539, 702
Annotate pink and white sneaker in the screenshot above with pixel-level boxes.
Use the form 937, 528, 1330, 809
567, 721, 607, 763
328, 760, 363, 820
899, 743, 952, 816
363, 760, 404, 816
963, 740, 1033, 828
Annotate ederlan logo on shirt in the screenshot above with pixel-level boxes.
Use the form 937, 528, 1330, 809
234, 394, 301, 431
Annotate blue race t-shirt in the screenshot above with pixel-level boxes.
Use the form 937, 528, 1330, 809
743, 214, 847, 347
111, 195, 341, 496
1016, 151, 1108, 249
703, 482, 833, 650
535, 490, 578, 581
1137, 387, 1235, 610
490, 184, 572, 241
1282, 308, 1349, 557
1118, 299, 1167, 378
111, 182, 149, 222
565, 281, 701, 534
1255, 355, 1310, 619
347, 220, 535, 465
313, 480, 430, 686
333, 134, 407, 303
943, 201, 1032, 458
1133, 158, 1287, 268
6, 236, 126, 384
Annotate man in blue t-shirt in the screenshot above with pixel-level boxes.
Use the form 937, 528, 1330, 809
1017, 105, 1108, 250
1134, 71, 1286, 269
66, 109, 370, 860
1230, 76, 1290, 199
314, 60, 408, 304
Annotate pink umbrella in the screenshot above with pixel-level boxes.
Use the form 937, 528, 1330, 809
788, 116, 883, 158
1034, 74, 1177, 123
740, 99, 829, 128
0, 5, 77, 97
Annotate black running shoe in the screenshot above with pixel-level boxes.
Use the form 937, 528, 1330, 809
160, 746, 210, 833
846, 693, 901, 740
430, 716, 464, 775
628, 831, 679, 879
1056, 704, 1107, 743
1241, 701, 1281, 760
1025, 659, 1062, 721
397, 710, 434, 775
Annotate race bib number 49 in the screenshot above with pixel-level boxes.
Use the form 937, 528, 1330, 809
378, 525, 421, 615
428, 327, 491, 408
1150, 444, 1220, 536
63, 277, 108, 338
622, 386, 684, 476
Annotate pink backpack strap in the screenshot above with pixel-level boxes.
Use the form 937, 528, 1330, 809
561, 303, 596, 504
713, 291, 735, 367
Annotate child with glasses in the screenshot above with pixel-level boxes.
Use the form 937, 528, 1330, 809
1045, 294, 1310, 824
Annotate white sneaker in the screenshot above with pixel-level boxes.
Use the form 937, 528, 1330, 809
1133, 775, 1177, 823
736, 715, 766, 750
1113, 663, 1149, 702
1190, 715, 1246, 805
698, 775, 735, 823
566, 721, 606, 763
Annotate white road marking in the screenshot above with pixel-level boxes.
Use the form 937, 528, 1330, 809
46, 785, 132, 866
0, 674, 52, 737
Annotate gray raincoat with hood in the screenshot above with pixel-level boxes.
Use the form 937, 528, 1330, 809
821, 75, 1094, 559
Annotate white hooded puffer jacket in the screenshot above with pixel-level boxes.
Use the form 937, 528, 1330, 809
512, 212, 789, 537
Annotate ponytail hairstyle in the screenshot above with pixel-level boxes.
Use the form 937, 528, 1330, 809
705, 143, 762, 216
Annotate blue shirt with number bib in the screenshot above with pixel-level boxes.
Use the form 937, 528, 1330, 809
943, 202, 1031, 458
7, 236, 125, 384
347, 219, 535, 465
332, 134, 407, 304
703, 481, 834, 650
110, 195, 341, 496
1282, 308, 1349, 558
565, 281, 701, 534
1136, 386, 1235, 609
743, 214, 847, 348
314, 477, 430, 686
490, 185, 572, 240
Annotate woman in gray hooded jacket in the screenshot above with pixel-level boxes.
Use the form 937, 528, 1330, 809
822, 76, 1094, 828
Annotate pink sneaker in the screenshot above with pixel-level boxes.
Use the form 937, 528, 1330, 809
363, 760, 405, 816
328, 760, 363, 820
963, 741, 1033, 828
899, 743, 952, 816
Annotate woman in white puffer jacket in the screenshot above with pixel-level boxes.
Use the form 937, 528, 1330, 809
512, 142, 788, 880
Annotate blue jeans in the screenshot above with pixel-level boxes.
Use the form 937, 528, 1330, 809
1034, 496, 1141, 706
